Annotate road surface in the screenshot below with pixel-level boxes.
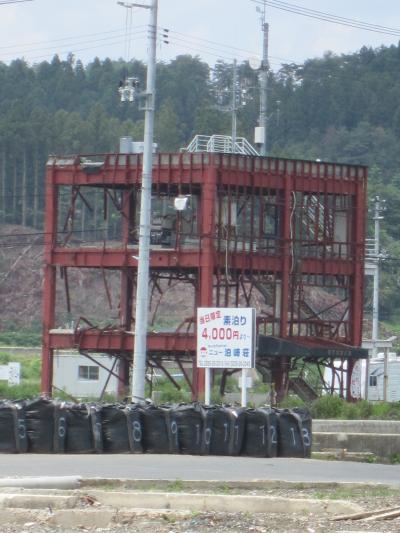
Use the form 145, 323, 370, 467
0, 455, 399, 485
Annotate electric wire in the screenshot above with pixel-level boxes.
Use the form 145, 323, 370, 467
0, 0, 33, 4
165, 27, 300, 65
164, 34, 285, 67
0, 29, 148, 59
0, 26, 145, 51
251, 0, 400, 37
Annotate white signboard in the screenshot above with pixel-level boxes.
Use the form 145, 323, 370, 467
350, 359, 362, 399
0, 362, 21, 386
197, 307, 256, 369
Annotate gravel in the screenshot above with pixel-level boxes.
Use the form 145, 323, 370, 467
0, 487, 399, 532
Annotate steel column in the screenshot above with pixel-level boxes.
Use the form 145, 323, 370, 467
41, 164, 58, 395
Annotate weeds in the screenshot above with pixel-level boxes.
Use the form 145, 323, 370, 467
216, 483, 233, 494
390, 453, 400, 464
309, 395, 400, 420
166, 479, 184, 492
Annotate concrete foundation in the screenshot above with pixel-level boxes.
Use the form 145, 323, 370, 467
312, 420, 400, 460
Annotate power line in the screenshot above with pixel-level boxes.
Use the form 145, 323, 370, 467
166, 28, 257, 58
0, 0, 33, 4
163, 35, 286, 68
0, 29, 148, 59
251, 0, 400, 37
0, 26, 144, 51
164, 27, 300, 65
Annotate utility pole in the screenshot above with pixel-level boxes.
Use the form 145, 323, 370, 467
125, 0, 158, 402
364, 195, 385, 400
258, 0, 269, 156
371, 196, 384, 359
231, 59, 238, 153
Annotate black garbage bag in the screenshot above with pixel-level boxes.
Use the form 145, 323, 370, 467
0, 401, 28, 453
53, 402, 67, 453
242, 407, 278, 457
64, 403, 103, 454
101, 404, 143, 453
200, 405, 213, 455
102, 404, 130, 453
276, 408, 312, 458
125, 405, 143, 453
292, 407, 313, 458
140, 404, 179, 454
174, 403, 203, 455
0, 401, 17, 453
203, 406, 246, 456
25, 398, 55, 453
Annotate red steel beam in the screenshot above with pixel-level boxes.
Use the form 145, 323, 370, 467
49, 248, 357, 277
195, 160, 218, 398
48, 154, 365, 196
50, 248, 201, 269
49, 331, 195, 352
41, 162, 58, 395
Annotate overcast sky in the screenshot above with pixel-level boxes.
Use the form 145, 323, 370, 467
1, 0, 400, 68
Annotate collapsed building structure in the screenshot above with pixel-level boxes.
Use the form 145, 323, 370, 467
41, 142, 367, 401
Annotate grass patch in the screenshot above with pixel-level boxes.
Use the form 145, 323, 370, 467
310, 395, 400, 420
312, 486, 400, 500
216, 483, 234, 494
165, 479, 184, 492
0, 352, 41, 400
150, 378, 191, 404
0, 327, 41, 347
390, 453, 400, 464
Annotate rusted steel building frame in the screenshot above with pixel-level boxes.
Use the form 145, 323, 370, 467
41, 152, 367, 400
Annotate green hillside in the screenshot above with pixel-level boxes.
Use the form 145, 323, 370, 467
1, 45, 400, 320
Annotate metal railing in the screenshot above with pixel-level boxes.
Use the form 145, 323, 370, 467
184, 134, 259, 156
365, 238, 378, 259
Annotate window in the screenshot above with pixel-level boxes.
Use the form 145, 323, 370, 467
78, 365, 99, 381
369, 375, 377, 387
264, 205, 279, 236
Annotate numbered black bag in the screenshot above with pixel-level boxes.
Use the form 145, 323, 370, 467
276, 408, 312, 458
0, 401, 28, 453
25, 398, 55, 453
292, 407, 312, 458
125, 405, 143, 453
174, 403, 203, 455
64, 403, 103, 454
242, 407, 278, 458
101, 405, 130, 453
206, 406, 246, 456
53, 402, 67, 453
200, 405, 213, 455
140, 404, 179, 454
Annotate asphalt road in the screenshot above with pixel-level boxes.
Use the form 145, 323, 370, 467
0, 455, 399, 485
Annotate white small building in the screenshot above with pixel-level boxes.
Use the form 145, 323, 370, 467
367, 354, 400, 402
53, 351, 120, 399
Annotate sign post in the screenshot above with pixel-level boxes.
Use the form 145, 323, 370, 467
197, 307, 256, 406
241, 369, 247, 407
205, 367, 211, 405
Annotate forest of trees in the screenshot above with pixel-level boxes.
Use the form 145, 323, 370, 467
2, 43, 400, 320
